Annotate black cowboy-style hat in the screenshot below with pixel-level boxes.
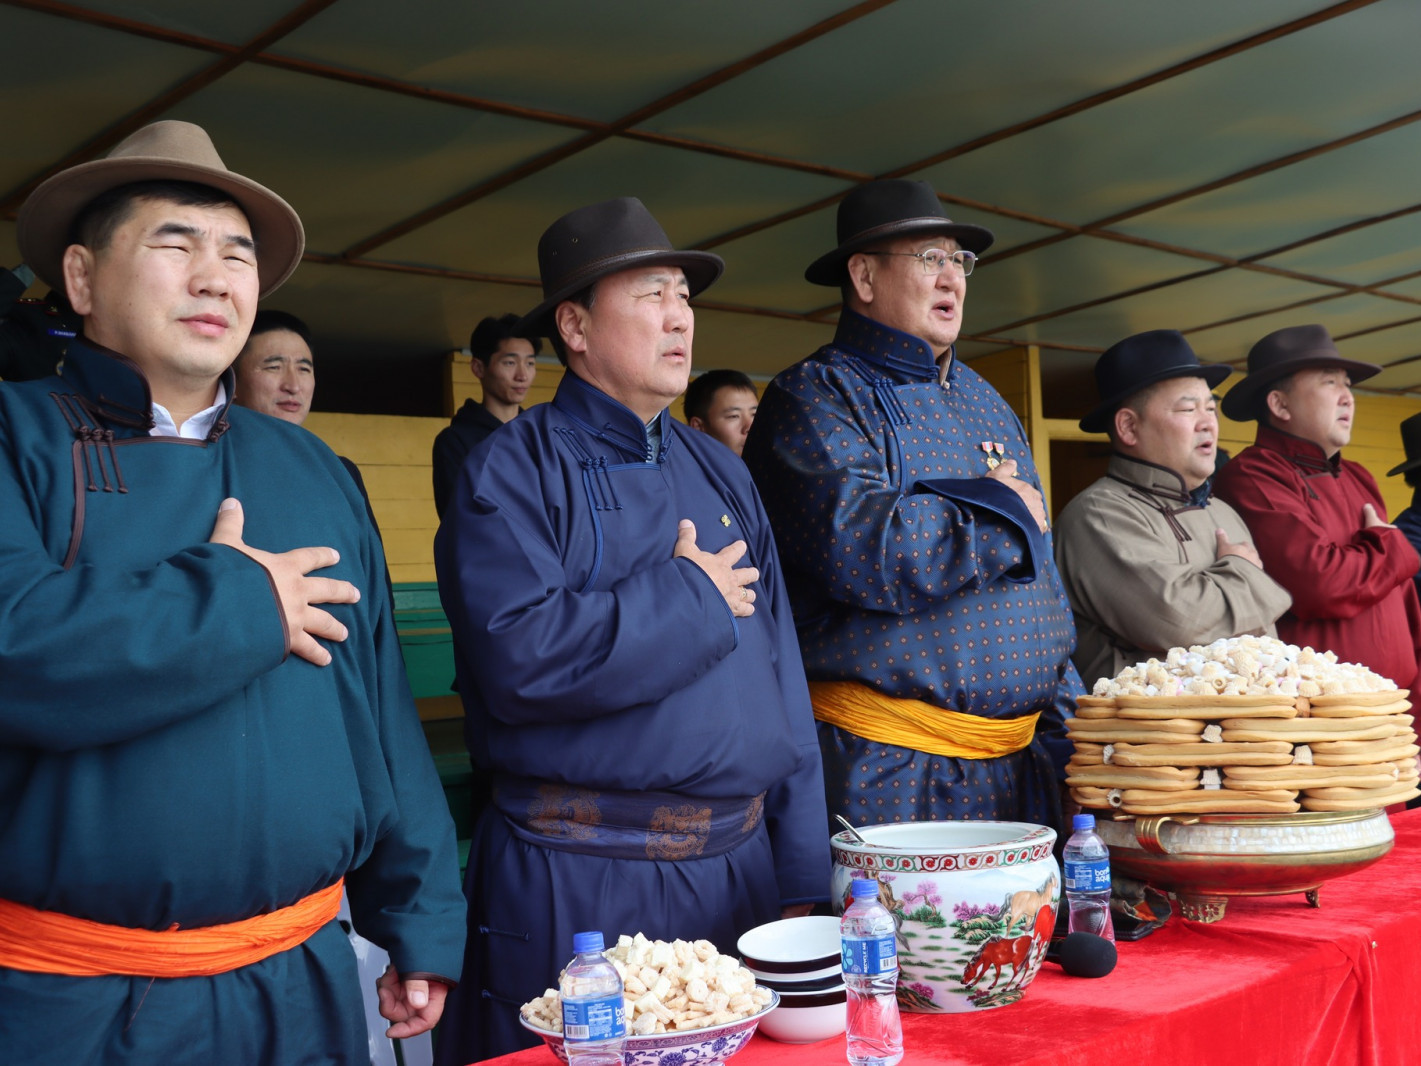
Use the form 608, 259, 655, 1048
1079, 329, 1231, 434
1387, 412, 1421, 478
1220, 324, 1380, 423
516, 197, 724, 336
804, 179, 995, 287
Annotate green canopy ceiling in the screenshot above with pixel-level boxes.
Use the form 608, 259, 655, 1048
4, 0, 1421, 408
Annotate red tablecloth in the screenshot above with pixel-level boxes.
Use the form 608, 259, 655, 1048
474, 809, 1421, 1066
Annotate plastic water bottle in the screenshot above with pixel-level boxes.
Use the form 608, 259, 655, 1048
841, 878, 904, 1066
560, 931, 626, 1066
1063, 813, 1115, 942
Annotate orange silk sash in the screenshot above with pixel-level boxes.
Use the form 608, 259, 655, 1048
0, 878, 343, 978
810, 680, 1039, 759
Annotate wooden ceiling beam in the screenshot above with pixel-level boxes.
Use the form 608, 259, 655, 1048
338, 0, 898, 259
0, 0, 340, 214
881, 0, 1383, 177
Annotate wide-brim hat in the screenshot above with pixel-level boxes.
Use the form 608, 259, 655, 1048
516, 197, 724, 336
1387, 412, 1421, 477
1079, 329, 1231, 433
804, 179, 995, 287
1220, 324, 1380, 422
16, 120, 304, 300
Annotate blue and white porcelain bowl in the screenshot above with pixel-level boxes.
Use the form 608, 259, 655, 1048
519, 992, 779, 1066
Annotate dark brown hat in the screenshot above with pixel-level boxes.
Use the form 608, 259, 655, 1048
805, 179, 994, 287
1079, 329, 1231, 434
16, 121, 304, 299
516, 197, 723, 336
1220, 324, 1380, 422
1387, 412, 1421, 477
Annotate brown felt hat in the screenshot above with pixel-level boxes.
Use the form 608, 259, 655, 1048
16, 121, 304, 299
1220, 324, 1380, 422
516, 197, 723, 336
804, 179, 994, 287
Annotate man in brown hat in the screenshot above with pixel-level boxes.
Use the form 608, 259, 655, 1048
743, 178, 1080, 833
432, 197, 828, 1062
1054, 330, 1291, 687
0, 121, 464, 1063
1214, 324, 1421, 693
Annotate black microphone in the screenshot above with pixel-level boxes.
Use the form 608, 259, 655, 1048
1044, 932, 1117, 978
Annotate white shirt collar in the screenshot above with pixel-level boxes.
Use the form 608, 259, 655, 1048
150, 382, 227, 440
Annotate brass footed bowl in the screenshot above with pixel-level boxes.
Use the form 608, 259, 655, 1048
1095, 808, 1393, 922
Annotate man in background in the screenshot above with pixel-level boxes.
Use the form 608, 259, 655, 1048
683, 367, 758, 456
232, 308, 315, 424
431, 313, 539, 519
232, 309, 389, 599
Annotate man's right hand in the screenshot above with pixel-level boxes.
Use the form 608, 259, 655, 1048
1363, 503, 1396, 530
1215, 528, 1264, 569
674, 519, 758, 618
208, 498, 360, 666
986, 459, 1048, 533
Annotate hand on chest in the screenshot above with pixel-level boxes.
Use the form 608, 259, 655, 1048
571, 461, 755, 589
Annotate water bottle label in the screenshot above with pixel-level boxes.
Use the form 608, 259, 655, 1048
561, 995, 625, 1042
842, 934, 897, 975
1064, 857, 1111, 892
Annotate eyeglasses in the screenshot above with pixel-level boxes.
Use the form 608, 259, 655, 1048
864, 248, 977, 277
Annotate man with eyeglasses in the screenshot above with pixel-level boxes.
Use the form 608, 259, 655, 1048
744, 179, 1080, 832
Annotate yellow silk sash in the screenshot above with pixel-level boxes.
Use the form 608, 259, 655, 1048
810, 681, 1039, 759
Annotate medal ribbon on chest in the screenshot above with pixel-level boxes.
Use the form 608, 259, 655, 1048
980, 441, 1005, 470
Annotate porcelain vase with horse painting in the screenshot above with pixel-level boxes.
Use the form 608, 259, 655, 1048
830, 821, 1060, 1013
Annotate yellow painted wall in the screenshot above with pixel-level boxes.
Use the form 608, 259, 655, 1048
304, 410, 446, 584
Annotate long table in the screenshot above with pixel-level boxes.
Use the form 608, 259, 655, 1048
474, 809, 1421, 1066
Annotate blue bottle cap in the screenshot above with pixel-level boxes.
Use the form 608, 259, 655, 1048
573, 931, 605, 954
850, 878, 880, 899
1072, 813, 1096, 831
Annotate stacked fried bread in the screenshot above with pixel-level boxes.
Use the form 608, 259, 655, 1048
1068, 637, 1418, 814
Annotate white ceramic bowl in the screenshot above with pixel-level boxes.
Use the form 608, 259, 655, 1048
757, 985, 847, 1044
752, 970, 844, 994
736, 915, 841, 974
519, 993, 778, 1066
746, 959, 842, 984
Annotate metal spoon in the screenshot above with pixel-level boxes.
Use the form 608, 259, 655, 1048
834, 814, 873, 846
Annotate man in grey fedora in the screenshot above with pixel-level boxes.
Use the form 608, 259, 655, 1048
1214, 324, 1421, 694
1054, 329, 1290, 687
432, 196, 828, 1063
0, 121, 465, 1064
744, 179, 1080, 834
